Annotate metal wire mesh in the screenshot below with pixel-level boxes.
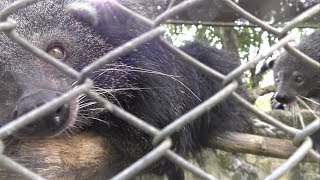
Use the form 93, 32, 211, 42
0, 0, 319, 180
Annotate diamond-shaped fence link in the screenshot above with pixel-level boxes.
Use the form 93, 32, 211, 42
0, 0, 319, 180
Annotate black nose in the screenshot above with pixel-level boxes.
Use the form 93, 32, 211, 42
12, 90, 70, 137
275, 93, 290, 104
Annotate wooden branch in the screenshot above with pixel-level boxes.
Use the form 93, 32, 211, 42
1, 132, 130, 179
1, 131, 318, 179
119, 0, 320, 23
248, 85, 275, 103
165, 20, 320, 28
209, 132, 318, 163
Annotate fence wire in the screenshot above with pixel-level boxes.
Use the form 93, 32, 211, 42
0, 0, 319, 180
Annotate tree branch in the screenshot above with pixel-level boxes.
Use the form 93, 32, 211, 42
248, 85, 275, 103
209, 132, 318, 163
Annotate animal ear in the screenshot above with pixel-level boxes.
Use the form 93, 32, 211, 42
65, 2, 100, 27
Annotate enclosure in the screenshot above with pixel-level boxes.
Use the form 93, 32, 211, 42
0, 0, 319, 179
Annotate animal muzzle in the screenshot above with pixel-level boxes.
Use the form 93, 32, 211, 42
274, 92, 295, 104
12, 90, 71, 137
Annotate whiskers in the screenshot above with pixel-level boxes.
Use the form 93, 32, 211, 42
298, 96, 320, 108
94, 64, 201, 101
297, 96, 319, 120
60, 92, 107, 136
286, 96, 319, 130
65, 63, 201, 134
287, 102, 305, 128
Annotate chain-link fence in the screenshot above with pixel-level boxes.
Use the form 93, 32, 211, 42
0, 0, 319, 179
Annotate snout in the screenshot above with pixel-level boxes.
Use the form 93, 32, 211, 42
274, 92, 296, 104
12, 90, 72, 137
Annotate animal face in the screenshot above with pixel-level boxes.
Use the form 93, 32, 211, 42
0, 0, 113, 137
273, 31, 320, 105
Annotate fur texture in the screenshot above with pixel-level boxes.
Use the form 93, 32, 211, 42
0, 0, 253, 179
273, 31, 320, 151
273, 31, 320, 105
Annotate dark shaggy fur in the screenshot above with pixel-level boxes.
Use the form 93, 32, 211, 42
0, 0, 252, 179
273, 31, 320, 105
273, 31, 320, 152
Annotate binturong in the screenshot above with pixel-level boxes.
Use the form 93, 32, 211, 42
0, 0, 253, 179
272, 31, 320, 151
273, 31, 320, 106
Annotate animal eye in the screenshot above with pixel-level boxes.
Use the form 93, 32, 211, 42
275, 77, 279, 83
47, 45, 66, 60
295, 76, 303, 83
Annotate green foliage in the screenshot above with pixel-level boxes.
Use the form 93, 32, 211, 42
165, 24, 276, 89
255, 93, 273, 111
165, 24, 315, 91
165, 24, 222, 47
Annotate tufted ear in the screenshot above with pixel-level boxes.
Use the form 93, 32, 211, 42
64, 0, 151, 46
65, 1, 100, 27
